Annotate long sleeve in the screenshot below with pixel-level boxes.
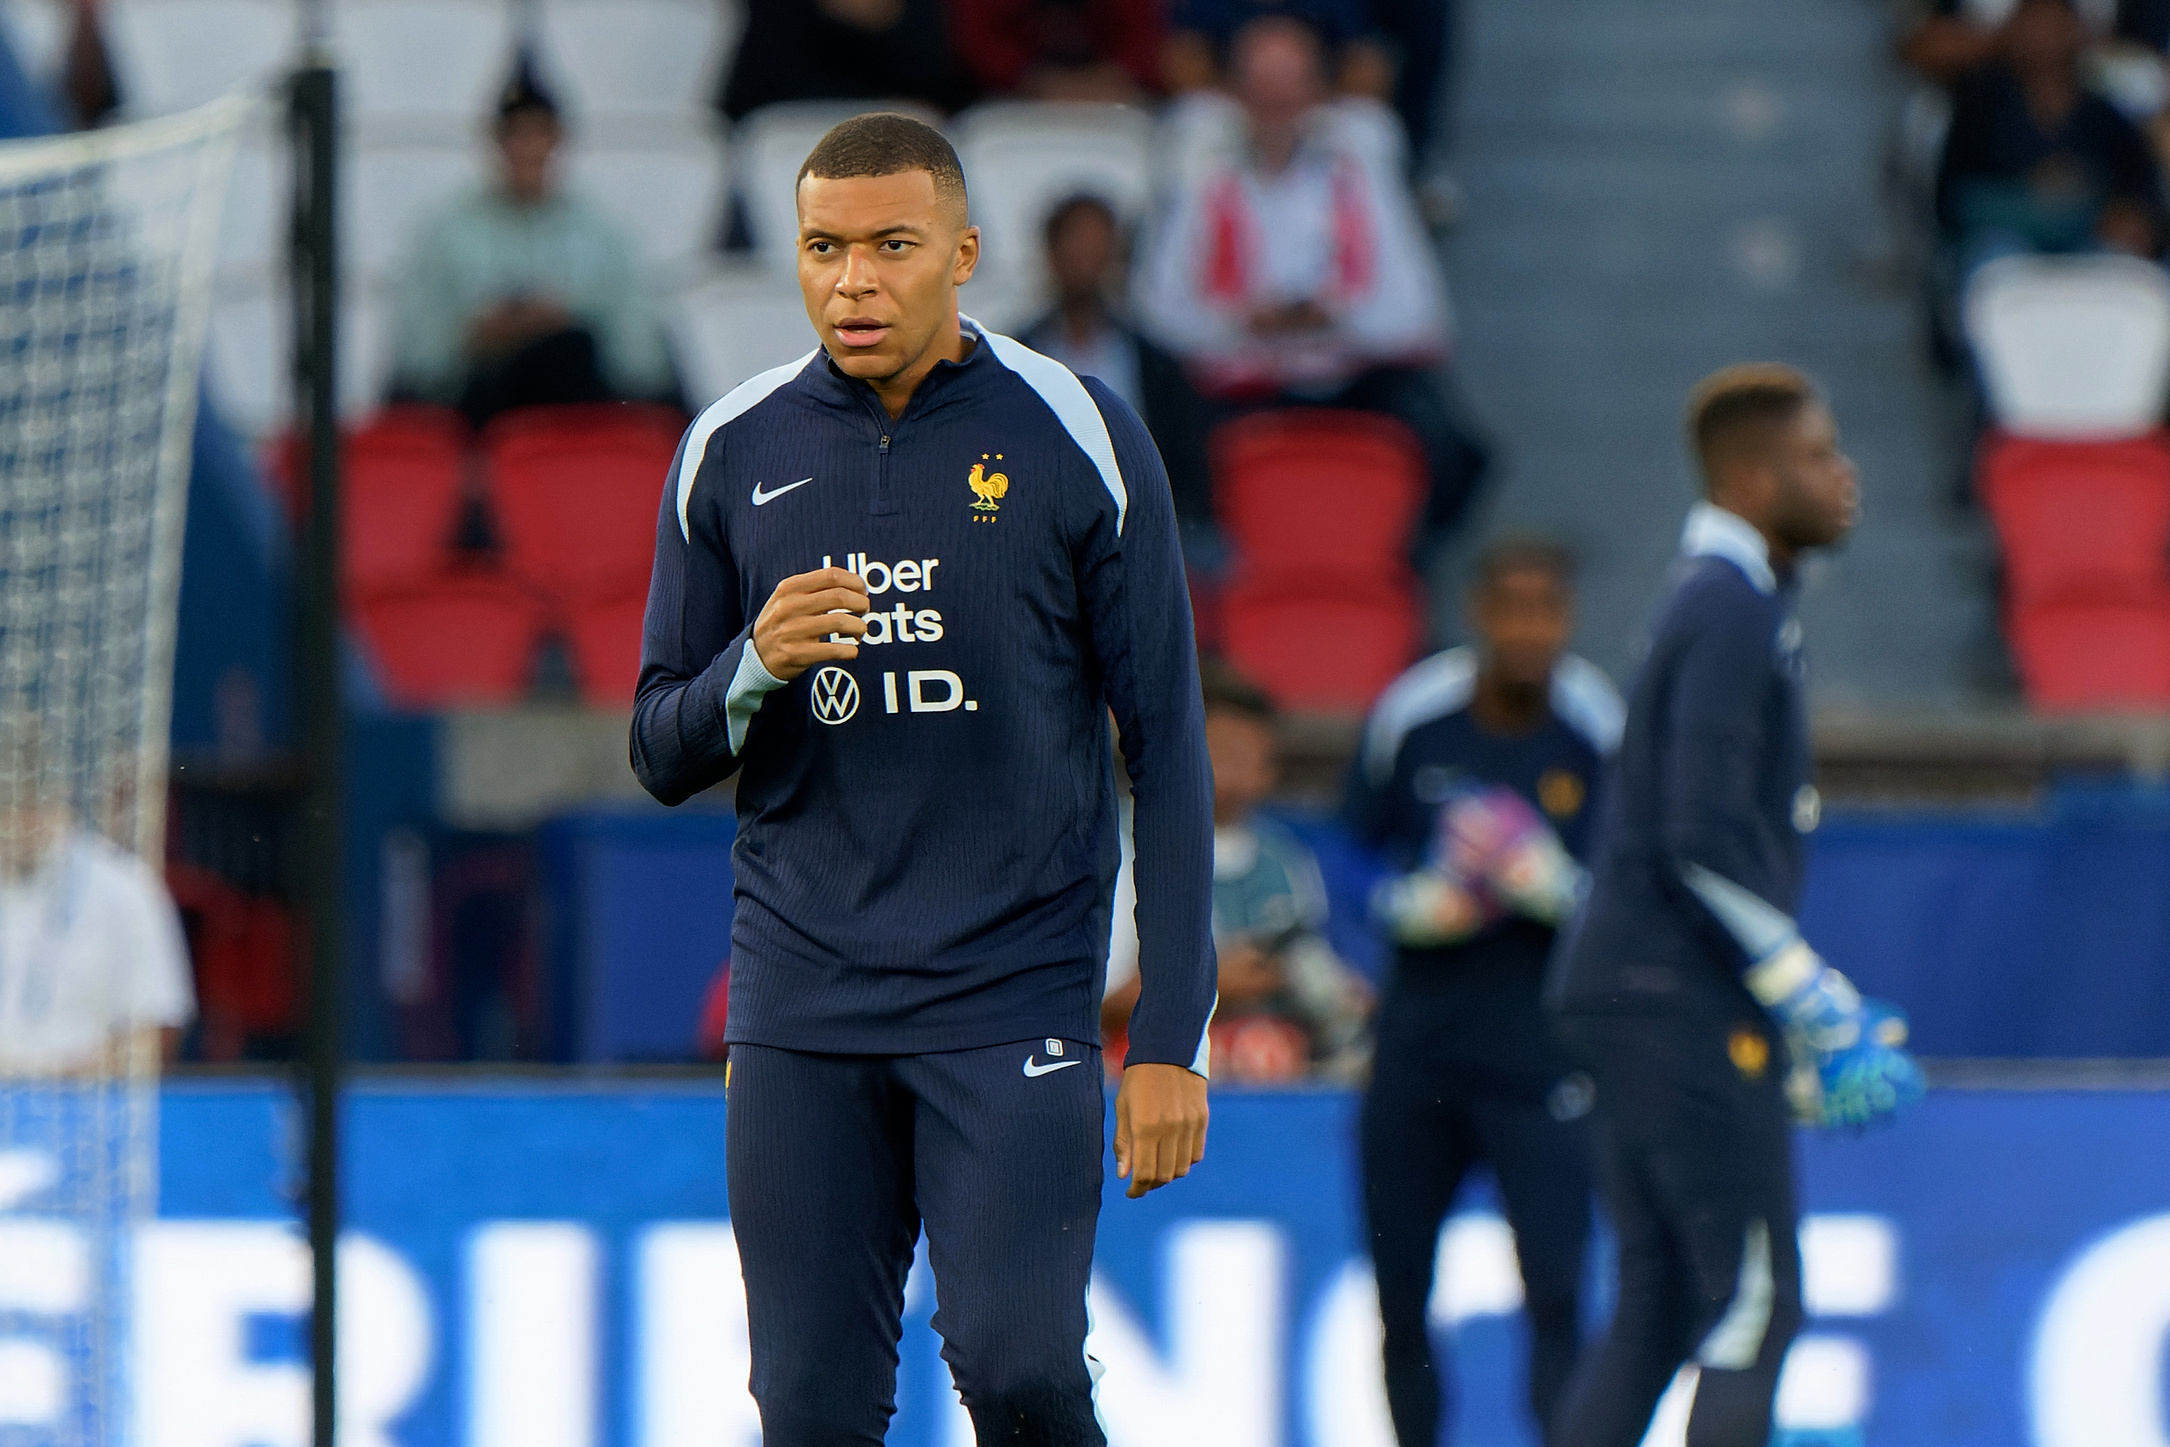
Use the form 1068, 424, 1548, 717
630, 426, 787, 805
1076, 377, 1217, 1073
1659, 590, 1798, 964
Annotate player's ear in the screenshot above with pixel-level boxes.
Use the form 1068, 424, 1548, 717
952, 224, 980, 287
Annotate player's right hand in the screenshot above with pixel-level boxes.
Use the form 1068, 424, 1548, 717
751, 567, 871, 682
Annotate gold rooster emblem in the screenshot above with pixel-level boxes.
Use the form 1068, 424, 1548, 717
968, 454, 1009, 515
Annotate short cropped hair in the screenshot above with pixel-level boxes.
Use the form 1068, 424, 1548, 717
496, 52, 559, 126
1200, 660, 1276, 723
1473, 537, 1575, 595
1685, 363, 1816, 495
797, 112, 969, 222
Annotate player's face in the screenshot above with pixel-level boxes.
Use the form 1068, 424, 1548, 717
1769, 402, 1859, 550
1205, 711, 1278, 825
797, 171, 980, 388
1472, 568, 1572, 690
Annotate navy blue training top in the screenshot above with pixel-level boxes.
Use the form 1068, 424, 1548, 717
630, 320, 1217, 1069
1549, 512, 1817, 1022
1345, 647, 1619, 1085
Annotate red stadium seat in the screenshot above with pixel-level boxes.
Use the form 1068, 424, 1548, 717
1979, 431, 2170, 605
2007, 588, 2170, 712
483, 404, 685, 604
1212, 409, 1427, 575
270, 407, 472, 592
352, 573, 547, 710
562, 588, 649, 708
1219, 571, 1422, 713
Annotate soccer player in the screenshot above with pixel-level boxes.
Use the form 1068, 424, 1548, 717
629, 113, 1214, 1443
1346, 540, 1622, 1447
1547, 366, 1924, 1447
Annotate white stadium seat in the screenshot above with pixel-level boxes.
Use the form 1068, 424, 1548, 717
733, 100, 944, 271
336, 0, 517, 136
103, 0, 295, 116
0, 0, 68, 86
534, 0, 737, 136
208, 281, 394, 437
346, 141, 487, 283
1965, 255, 2170, 440
564, 138, 726, 278
669, 269, 816, 406
952, 102, 1152, 279
215, 118, 285, 281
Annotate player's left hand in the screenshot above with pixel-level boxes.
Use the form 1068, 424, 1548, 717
1113, 1062, 1208, 1199
1788, 1000, 1927, 1130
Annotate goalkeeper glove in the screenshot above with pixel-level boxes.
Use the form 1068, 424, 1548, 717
1749, 942, 1925, 1129
1439, 786, 1585, 925
1372, 869, 1498, 947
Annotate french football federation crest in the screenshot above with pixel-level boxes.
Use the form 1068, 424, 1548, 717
968, 454, 1008, 520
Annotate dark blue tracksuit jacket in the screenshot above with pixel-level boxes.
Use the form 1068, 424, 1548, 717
1548, 503, 1819, 1020
630, 320, 1217, 1070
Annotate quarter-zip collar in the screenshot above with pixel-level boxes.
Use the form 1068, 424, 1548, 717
819, 316, 992, 428
1681, 502, 1779, 595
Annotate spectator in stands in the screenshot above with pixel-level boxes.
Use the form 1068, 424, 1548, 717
1937, 0, 2163, 273
1136, 15, 1486, 551
391, 61, 677, 428
719, 0, 963, 120
1163, 0, 1395, 101
1900, 0, 2004, 86
949, 0, 1167, 101
1104, 665, 1370, 1082
1019, 194, 1210, 515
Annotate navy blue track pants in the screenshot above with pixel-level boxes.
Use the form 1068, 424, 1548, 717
726, 1039, 1108, 1446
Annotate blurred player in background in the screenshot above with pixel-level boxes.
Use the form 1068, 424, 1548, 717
631, 113, 1214, 1443
1347, 541, 1621, 1447
0, 800, 192, 1076
1548, 366, 1924, 1447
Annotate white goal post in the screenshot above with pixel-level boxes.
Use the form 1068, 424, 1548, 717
0, 94, 246, 1447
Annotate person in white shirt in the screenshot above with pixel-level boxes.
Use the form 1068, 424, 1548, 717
0, 820, 192, 1076
1136, 15, 1488, 553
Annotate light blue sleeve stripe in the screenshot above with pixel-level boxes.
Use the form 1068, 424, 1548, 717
677, 348, 822, 541
723, 643, 788, 755
1679, 862, 1800, 961
967, 317, 1129, 534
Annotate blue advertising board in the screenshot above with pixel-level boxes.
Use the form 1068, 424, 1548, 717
83, 1080, 2170, 1447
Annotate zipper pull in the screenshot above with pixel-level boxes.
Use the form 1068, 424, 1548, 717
879, 434, 891, 452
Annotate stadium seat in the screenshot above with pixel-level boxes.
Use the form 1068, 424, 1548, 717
734, 101, 945, 271
564, 139, 727, 276
1219, 572, 1422, 713
1965, 255, 2170, 439
336, 0, 518, 136
535, 0, 734, 136
1212, 409, 1428, 576
348, 143, 487, 283
102, 0, 296, 117
340, 410, 472, 592
951, 103, 1152, 283
2007, 589, 2170, 712
352, 572, 547, 710
562, 588, 649, 708
209, 281, 395, 437
669, 269, 818, 404
483, 404, 685, 603
1978, 431, 2170, 606
216, 120, 283, 281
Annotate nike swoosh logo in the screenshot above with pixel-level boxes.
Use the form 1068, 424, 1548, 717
1022, 1056, 1083, 1078
751, 477, 813, 506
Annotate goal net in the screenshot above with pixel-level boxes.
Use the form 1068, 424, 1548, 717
0, 95, 246, 1447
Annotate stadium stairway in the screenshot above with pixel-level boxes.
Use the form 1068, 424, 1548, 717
1443, 0, 2006, 711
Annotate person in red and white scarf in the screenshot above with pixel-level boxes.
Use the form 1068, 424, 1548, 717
1136, 15, 1487, 550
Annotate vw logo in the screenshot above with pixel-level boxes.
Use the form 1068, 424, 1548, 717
810, 666, 859, 725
